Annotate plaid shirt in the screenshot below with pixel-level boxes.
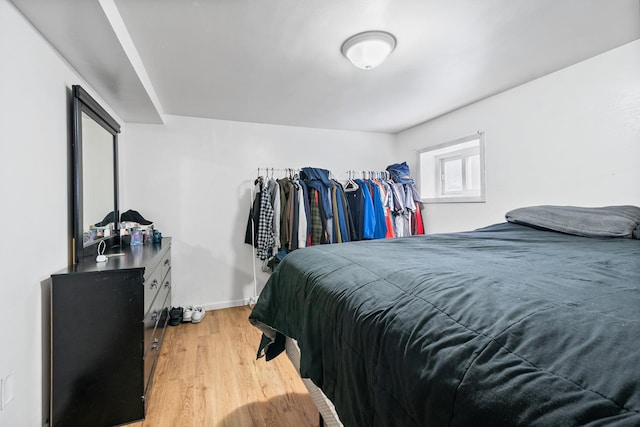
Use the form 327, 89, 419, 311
256, 178, 275, 260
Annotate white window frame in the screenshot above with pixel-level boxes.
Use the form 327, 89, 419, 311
418, 133, 486, 203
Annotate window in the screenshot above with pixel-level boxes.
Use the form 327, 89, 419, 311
418, 133, 485, 203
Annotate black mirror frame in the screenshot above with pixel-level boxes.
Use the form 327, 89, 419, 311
71, 85, 121, 265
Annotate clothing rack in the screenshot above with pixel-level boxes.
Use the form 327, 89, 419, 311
257, 167, 390, 181
256, 167, 300, 178
247, 164, 425, 306
250, 165, 423, 245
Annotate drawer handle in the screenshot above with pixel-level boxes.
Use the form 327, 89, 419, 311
164, 280, 170, 288
151, 311, 158, 320
164, 259, 170, 266
151, 342, 159, 350
150, 279, 158, 289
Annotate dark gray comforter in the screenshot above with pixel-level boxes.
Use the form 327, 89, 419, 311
249, 222, 640, 426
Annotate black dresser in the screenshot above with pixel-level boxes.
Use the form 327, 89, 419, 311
48, 238, 172, 427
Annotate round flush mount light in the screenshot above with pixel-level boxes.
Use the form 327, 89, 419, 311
341, 30, 397, 70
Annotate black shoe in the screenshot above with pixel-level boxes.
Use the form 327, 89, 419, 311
120, 209, 153, 225
168, 306, 183, 326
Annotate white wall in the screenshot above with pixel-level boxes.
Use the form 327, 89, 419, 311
0, 1, 123, 425
120, 116, 396, 309
397, 40, 640, 233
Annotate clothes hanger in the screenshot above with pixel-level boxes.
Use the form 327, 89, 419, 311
345, 170, 359, 192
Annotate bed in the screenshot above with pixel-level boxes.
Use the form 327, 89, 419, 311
249, 206, 640, 426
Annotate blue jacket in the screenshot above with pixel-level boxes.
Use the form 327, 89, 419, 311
355, 179, 376, 239
386, 161, 414, 184
301, 167, 333, 219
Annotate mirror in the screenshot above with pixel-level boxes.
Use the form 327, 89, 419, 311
81, 112, 115, 230
71, 85, 120, 264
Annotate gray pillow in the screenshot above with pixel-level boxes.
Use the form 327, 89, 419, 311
505, 205, 640, 238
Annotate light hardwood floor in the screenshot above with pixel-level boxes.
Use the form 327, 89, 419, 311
128, 306, 319, 427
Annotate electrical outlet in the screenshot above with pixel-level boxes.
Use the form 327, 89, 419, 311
1, 371, 15, 410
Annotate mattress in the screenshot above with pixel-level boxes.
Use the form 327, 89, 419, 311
250, 221, 640, 426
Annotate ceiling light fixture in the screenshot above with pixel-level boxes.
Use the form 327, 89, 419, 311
341, 30, 397, 70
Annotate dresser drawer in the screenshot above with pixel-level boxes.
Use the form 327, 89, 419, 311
143, 335, 160, 395
143, 271, 171, 357
160, 251, 171, 281
143, 265, 162, 316
143, 281, 170, 395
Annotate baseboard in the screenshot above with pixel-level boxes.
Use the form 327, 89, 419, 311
201, 298, 252, 311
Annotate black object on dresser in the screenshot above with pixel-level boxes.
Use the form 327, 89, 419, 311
49, 238, 172, 427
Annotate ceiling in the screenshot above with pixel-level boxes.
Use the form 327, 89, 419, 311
10, 0, 640, 133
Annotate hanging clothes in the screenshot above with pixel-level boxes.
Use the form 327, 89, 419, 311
296, 179, 308, 248
267, 178, 281, 253
317, 189, 331, 244
388, 180, 409, 237
324, 187, 334, 244
331, 184, 341, 243
297, 179, 311, 247
246, 164, 425, 270
345, 185, 364, 241
385, 162, 425, 237
355, 179, 376, 239
256, 179, 275, 260
277, 178, 291, 250
285, 180, 296, 250
300, 167, 333, 221
332, 180, 350, 243
244, 178, 262, 246
409, 183, 425, 235
414, 205, 425, 235
343, 190, 358, 242
369, 179, 388, 240
379, 180, 396, 238
244, 177, 276, 260
289, 182, 300, 250
309, 188, 323, 246
386, 162, 414, 185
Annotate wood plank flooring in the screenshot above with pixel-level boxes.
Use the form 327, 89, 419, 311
128, 306, 319, 427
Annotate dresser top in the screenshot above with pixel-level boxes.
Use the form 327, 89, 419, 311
54, 237, 171, 275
